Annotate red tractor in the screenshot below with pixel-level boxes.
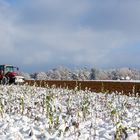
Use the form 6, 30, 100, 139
0, 65, 24, 84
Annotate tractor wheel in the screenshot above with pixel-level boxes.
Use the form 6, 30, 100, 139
1, 77, 9, 85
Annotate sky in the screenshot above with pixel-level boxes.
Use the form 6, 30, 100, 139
0, 0, 140, 72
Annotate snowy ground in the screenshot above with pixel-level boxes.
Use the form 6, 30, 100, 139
0, 85, 140, 140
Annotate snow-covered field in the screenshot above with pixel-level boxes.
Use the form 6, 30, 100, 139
0, 85, 140, 140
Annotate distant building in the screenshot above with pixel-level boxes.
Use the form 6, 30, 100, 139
119, 76, 131, 80
120, 76, 125, 80
125, 76, 131, 80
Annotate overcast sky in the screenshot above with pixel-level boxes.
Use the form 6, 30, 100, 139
0, 0, 140, 72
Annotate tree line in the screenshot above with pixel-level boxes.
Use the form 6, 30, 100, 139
20, 67, 140, 80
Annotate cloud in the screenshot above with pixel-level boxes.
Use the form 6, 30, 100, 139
85, 1, 140, 37
0, 0, 140, 72
0, 1, 15, 54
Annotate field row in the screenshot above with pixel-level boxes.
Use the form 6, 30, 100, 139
0, 85, 140, 139
25, 80, 140, 95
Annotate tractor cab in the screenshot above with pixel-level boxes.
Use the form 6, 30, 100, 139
0, 65, 17, 73
0, 65, 17, 76
4, 65, 14, 74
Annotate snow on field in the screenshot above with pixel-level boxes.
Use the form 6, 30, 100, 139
0, 85, 140, 140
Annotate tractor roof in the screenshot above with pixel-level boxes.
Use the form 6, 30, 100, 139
0, 65, 13, 66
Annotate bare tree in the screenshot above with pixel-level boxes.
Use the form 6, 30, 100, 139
36, 72, 47, 80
